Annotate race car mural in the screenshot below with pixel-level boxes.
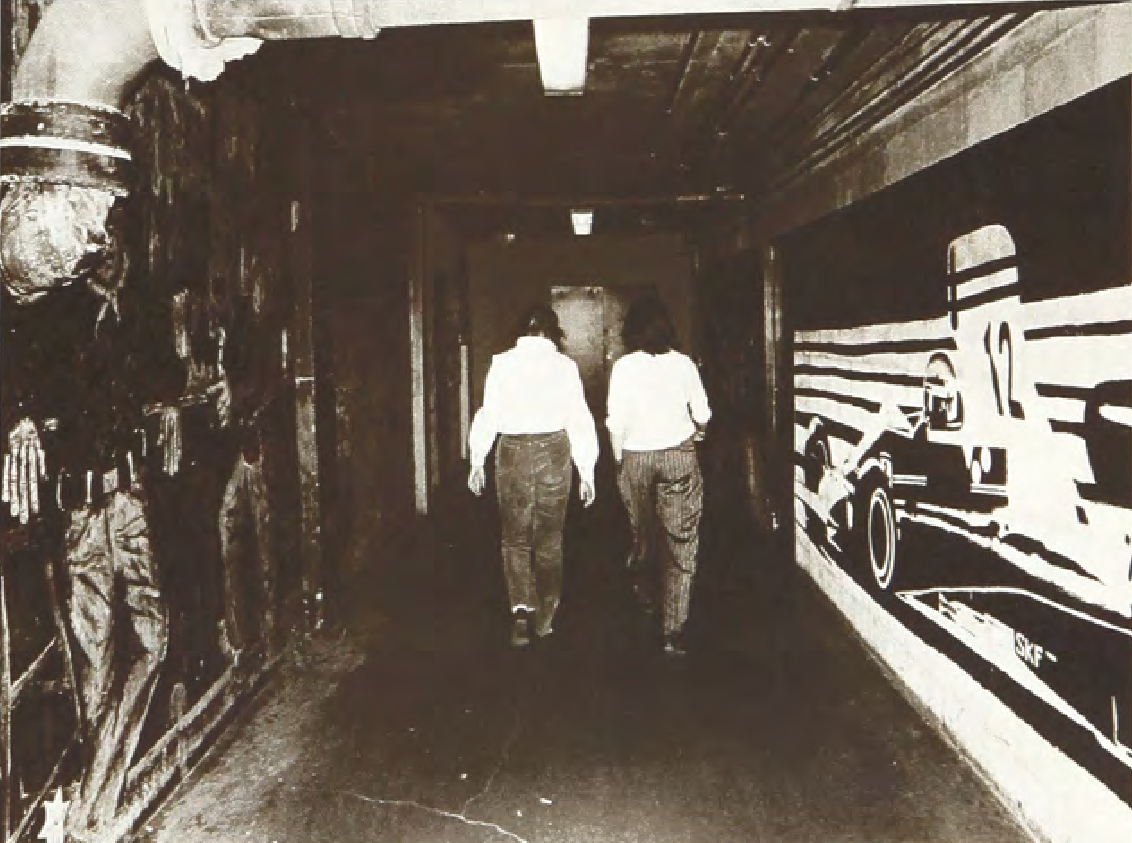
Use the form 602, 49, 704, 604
794, 223, 1132, 776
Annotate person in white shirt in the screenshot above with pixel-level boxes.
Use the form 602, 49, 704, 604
468, 304, 598, 648
606, 296, 710, 656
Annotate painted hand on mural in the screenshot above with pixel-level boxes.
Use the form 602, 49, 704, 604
2, 417, 47, 524
215, 375, 233, 428
468, 465, 486, 496
156, 406, 183, 476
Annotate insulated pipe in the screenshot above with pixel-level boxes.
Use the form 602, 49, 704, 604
1, 0, 158, 299
0, 0, 263, 300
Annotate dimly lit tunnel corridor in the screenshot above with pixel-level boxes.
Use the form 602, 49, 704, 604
2, 3, 1131, 843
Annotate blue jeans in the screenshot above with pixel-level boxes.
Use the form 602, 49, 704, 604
494, 431, 572, 634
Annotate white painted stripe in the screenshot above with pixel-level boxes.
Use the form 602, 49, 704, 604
1027, 335, 1132, 387
795, 372, 920, 407
794, 314, 952, 346
793, 395, 872, 434
970, 483, 1007, 496
794, 349, 936, 379
954, 266, 1018, 302
900, 585, 1132, 637
1100, 404, 1132, 427
0, 134, 132, 160
1023, 286, 1132, 331
1033, 395, 1086, 425
893, 474, 928, 487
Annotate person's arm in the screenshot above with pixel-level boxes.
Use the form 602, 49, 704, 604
605, 360, 627, 464
686, 355, 712, 438
467, 357, 503, 495
562, 360, 598, 505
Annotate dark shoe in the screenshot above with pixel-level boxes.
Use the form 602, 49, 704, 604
533, 604, 556, 639
663, 632, 687, 656
510, 611, 531, 649
631, 582, 656, 616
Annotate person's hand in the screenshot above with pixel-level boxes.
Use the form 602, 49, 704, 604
579, 480, 596, 508
213, 376, 232, 428
2, 418, 47, 524
157, 406, 183, 476
692, 423, 707, 443
468, 466, 486, 496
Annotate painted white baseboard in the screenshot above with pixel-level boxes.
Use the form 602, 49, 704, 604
795, 523, 1132, 843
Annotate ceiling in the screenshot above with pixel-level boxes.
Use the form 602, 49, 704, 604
254, 4, 1044, 234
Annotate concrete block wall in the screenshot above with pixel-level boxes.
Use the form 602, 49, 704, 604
750, 3, 1132, 243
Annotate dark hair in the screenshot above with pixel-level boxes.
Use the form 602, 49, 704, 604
622, 295, 679, 354
515, 303, 565, 348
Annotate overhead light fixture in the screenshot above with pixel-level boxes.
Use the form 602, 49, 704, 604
571, 209, 593, 236
533, 18, 589, 96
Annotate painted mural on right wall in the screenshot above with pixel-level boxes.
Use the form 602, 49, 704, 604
786, 79, 1132, 802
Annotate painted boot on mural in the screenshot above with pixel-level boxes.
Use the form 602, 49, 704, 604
218, 620, 243, 668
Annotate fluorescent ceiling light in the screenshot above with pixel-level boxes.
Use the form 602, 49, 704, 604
533, 18, 589, 96
571, 209, 593, 236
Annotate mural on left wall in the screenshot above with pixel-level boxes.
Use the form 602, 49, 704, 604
1, 33, 296, 843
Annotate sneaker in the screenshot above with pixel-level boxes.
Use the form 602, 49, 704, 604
510, 611, 531, 649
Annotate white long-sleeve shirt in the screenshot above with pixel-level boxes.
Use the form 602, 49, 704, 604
469, 336, 599, 485
606, 350, 711, 454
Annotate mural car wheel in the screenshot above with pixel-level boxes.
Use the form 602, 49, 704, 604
860, 478, 897, 591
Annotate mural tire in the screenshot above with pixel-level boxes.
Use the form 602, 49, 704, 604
855, 476, 897, 592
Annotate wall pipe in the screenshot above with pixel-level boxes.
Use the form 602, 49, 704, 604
0, 0, 372, 300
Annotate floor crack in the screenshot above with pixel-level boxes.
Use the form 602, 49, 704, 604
348, 791, 529, 843
462, 698, 524, 816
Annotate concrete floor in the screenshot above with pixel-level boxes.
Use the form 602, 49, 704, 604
136, 474, 1033, 843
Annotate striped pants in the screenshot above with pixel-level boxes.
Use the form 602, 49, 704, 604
617, 439, 703, 636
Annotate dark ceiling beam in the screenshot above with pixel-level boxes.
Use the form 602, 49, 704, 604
763, 27, 870, 129
665, 31, 704, 115
748, 24, 898, 149
747, 18, 948, 172
714, 29, 799, 137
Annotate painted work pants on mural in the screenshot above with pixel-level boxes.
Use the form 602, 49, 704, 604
495, 431, 572, 636
218, 453, 275, 654
64, 486, 168, 842
618, 439, 703, 637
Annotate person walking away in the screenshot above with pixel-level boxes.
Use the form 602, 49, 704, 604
606, 296, 711, 656
468, 304, 598, 648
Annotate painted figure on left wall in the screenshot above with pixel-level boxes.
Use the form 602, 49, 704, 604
1, 200, 183, 843
216, 269, 283, 664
